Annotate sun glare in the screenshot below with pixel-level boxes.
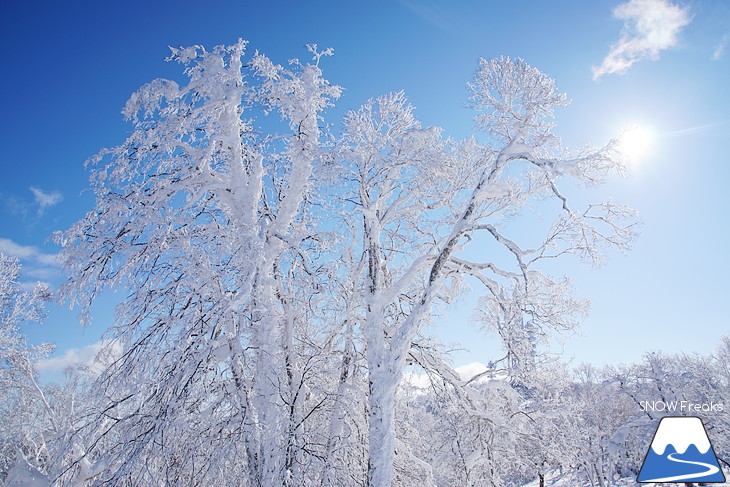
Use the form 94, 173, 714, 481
618, 125, 655, 162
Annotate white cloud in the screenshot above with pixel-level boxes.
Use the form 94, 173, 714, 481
36, 340, 121, 377
18, 280, 50, 293
712, 34, 729, 61
593, 0, 691, 81
404, 362, 492, 390
0, 238, 36, 260
403, 371, 431, 389
455, 362, 489, 381
0, 238, 59, 267
29, 187, 63, 215
0, 238, 60, 285
23, 266, 58, 280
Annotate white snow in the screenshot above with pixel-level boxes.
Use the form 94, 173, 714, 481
650, 416, 712, 455
2, 458, 50, 487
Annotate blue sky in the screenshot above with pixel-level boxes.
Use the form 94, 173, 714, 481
1, 0, 728, 376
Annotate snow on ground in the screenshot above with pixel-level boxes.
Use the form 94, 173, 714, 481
2, 458, 50, 487
520, 471, 730, 487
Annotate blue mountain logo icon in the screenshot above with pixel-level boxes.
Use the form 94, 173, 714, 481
638, 416, 726, 483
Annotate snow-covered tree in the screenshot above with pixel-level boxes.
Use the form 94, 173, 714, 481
55, 40, 342, 486
0, 253, 53, 484
56, 41, 639, 486
335, 56, 636, 487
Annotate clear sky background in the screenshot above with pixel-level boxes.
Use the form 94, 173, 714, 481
1, 0, 728, 378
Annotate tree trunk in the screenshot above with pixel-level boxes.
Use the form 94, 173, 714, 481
322, 319, 356, 485
366, 364, 397, 487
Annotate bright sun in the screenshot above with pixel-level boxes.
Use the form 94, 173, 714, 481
618, 125, 655, 162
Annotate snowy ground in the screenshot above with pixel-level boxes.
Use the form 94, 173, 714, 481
520, 472, 730, 487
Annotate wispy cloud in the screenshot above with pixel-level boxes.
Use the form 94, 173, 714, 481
664, 120, 729, 138
0, 238, 59, 267
0, 238, 60, 287
36, 340, 122, 377
1, 193, 31, 219
2, 187, 63, 220
399, 0, 454, 32
712, 34, 729, 61
593, 0, 691, 81
29, 187, 63, 215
